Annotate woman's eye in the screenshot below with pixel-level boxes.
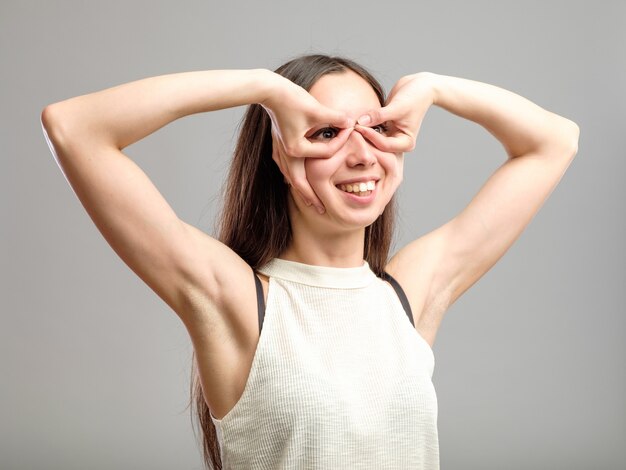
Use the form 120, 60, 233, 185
311, 127, 339, 140
372, 124, 388, 134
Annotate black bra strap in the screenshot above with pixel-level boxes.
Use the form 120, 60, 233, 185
253, 272, 266, 335
381, 271, 415, 327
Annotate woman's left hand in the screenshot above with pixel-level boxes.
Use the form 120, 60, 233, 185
354, 72, 437, 153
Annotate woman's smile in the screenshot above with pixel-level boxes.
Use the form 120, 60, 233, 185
298, 70, 403, 225
335, 178, 378, 203
336, 179, 377, 194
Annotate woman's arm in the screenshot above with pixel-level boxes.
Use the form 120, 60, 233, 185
41, 69, 348, 334
359, 73, 579, 345
41, 70, 278, 330
430, 73, 579, 158
43, 70, 275, 151
356, 72, 579, 156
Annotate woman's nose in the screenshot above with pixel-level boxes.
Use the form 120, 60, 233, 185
344, 129, 377, 167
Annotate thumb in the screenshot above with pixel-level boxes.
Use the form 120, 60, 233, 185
357, 106, 393, 127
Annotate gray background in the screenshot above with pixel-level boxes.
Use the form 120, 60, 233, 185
2, 1, 624, 469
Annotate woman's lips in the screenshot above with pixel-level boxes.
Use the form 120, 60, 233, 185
336, 180, 378, 203
336, 180, 376, 195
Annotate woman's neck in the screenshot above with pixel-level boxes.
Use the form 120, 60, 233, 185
280, 223, 366, 268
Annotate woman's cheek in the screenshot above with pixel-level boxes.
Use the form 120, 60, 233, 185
381, 153, 403, 189
305, 156, 336, 181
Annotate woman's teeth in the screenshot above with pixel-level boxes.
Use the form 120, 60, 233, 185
338, 180, 376, 196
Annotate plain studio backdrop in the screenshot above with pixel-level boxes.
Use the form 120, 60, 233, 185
1, 1, 624, 469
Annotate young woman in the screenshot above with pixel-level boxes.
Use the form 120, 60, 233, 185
41, 54, 579, 469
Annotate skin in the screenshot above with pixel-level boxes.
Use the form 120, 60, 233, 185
279, 71, 403, 267
41, 66, 579, 420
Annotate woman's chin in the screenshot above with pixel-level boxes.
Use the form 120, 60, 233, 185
323, 208, 384, 231
292, 194, 388, 232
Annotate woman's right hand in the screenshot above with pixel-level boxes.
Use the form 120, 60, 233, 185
261, 74, 355, 213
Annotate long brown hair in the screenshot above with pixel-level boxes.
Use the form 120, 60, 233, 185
190, 54, 396, 469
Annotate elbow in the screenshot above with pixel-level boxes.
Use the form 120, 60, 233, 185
41, 103, 68, 150
565, 119, 580, 158
558, 117, 579, 160
40, 104, 54, 137
546, 116, 579, 161
41, 101, 89, 156
41, 103, 78, 173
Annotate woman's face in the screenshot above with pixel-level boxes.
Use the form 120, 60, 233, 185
299, 70, 403, 230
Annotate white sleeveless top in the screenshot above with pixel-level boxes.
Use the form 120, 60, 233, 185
210, 258, 439, 469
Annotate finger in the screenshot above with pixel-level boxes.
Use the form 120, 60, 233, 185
299, 126, 353, 159
353, 125, 388, 149
274, 138, 321, 210
273, 137, 309, 207
357, 106, 393, 127
305, 96, 354, 129
354, 125, 414, 153
271, 135, 291, 178
290, 157, 325, 213
320, 108, 354, 130
359, 98, 412, 127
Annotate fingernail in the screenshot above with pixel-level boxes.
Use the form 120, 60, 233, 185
358, 115, 371, 125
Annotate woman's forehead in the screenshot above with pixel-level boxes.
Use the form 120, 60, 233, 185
308, 70, 381, 119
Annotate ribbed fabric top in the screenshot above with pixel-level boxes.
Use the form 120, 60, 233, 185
210, 258, 439, 469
